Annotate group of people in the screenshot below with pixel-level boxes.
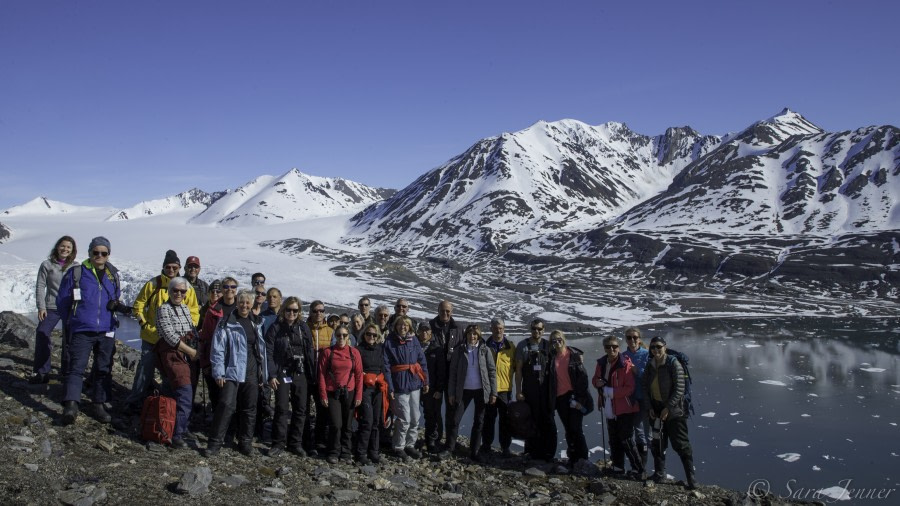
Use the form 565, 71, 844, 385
32, 236, 697, 489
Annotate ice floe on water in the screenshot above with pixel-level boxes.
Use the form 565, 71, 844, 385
511, 439, 525, 448
817, 486, 850, 501
808, 393, 818, 397
812, 465, 821, 471
776, 422, 790, 425
588, 446, 605, 455
730, 439, 749, 447
701, 412, 715, 418
801, 414, 811, 417
786, 375, 815, 381
759, 380, 787, 386
777, 453, 801, 462
744, 343, 761, 348
730, 412, 739, 416
860, 367, 886, 372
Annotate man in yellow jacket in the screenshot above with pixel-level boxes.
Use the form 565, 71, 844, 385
124, 250, 200, 412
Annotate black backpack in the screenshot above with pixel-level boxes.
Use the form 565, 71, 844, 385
665, 347, 694, 417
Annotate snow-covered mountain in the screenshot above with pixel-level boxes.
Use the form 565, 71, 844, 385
2, 197, 105, 216
346, 118, 720, 254
615, 109, 900, 234
190, 169, 395, 226
107, 188, 226, 221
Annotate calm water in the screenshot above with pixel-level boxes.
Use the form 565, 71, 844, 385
54, 314, 900, 494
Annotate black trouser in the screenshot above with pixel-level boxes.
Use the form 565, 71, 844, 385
607, 411, 643, 471
522, 376, 556, 460
272, 373, 308, 449
443, 393, 456, 446
326, 389, 355, 458
482, 391, 512, 452
255, 382, 274, 439
555, 393, 588, 462
202, 370, 222, 414
422, 389, 444, 450
355, 385, 382, 457
314, 394, 330, 450
209, 379, 259, 446
446, 389, 486, 456
649, 402, 693, 463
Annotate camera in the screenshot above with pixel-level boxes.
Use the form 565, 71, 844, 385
651, 418, 663, 440
290, 354, 304, 375
106, 300, 133, 316
337, 386, 349, 401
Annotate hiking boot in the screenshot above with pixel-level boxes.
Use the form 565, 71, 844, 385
238, 442, 254, 456
268, 445, 284, 457
61, 401, 79, 425
171, 438, 188, 449
87, 403, 111, 424
367, 452, 382, 464
306, 448, 319, 458
469, 453, 483, 463
501, 447, 513, 457
394, 448, 410, 461
436, 450, 451, 460
287, 446, 306, 457
356, 454, 369, 466
326, 455, 339, 465
651, 456, 668, 483
29, 373, 49, 384
204, 444, 221, 457
404, 447, 421, 459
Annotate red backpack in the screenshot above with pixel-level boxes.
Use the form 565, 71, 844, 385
141, 390, 177, 445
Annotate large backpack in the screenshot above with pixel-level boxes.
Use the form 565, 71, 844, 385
140, 390, 177, 445
507, 400, 538, 440
665, 348, 695, 417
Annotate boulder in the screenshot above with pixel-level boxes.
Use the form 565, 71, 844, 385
176, 466, 212, 496
0, 311, 36, 349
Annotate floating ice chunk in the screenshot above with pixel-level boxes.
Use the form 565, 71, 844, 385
733, 377, 744, 381
787, 375, 815, 381
730, 412, 740, 416
860, 367, 886, 373
813, 465, 821, 471
588, 446, 604, 455
817, 486, 850, 501
776, 422, 790, 425
890, 423, 897, 427
777, 453, 800, 462
730, 439, 749, 447
701, 412, 715, 418
808, 393, 819, 397
801, 414, 811, 417
759, 380, 787, 386
744, 344, 761, 348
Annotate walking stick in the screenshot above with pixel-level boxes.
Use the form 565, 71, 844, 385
599, 402, 608, 470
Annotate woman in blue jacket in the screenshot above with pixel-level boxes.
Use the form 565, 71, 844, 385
55, 236, 121, 426
205, 289, 268, 457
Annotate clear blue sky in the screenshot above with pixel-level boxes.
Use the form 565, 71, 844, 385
1, 0, 897, 209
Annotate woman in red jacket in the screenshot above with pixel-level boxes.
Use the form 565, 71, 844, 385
593, 335, 645, 479
318, 326, 363, 464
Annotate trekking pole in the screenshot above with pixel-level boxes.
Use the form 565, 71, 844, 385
599, 403, 607, 470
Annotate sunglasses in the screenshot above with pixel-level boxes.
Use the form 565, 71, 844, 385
397, 305, 409, 309
312, 309, 325, 313
551, 338, 563, 343
360, 302, 370, 307
91, 250, 109, 257
186, 265, 200, 269
210, 289, 222, 294
377, 313, 389, 318
650, 345, 664, 350
255, 292, 266, 296
531, 327, 544, 332
336, 333, 349, 338
364, 332, 378, 338
222, 284, 238, 290
252, 280, 265, 285
604, 344, 620, 350
171, 288, 187, 295
285, 308, 300, 314
163, 265, 179, 270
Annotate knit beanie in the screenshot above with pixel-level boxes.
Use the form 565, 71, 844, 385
89, 236, 111, 254
163, 249, 181, 267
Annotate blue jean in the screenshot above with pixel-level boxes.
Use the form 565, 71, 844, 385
64, 331, 114, 403
126, 340, 165, 407
33, 310, 63, 375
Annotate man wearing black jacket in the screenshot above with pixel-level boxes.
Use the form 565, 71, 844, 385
430, 300, 462, 446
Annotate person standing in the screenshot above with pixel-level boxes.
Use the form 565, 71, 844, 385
126, 250, 199, 412
417, 321, 446, 454
307, 299, 334, 455
30, 235, 77, 384
595, 335, 643, 478
430, 300, 462, 447
481, 317, 516, 457
56, 236, 121, 425
266, 297, 314, 457
198, 276, 238, 412
514, 318, 556, 462
355, 324, 388, 464
318, 326, 363, 464
183, 256, 209, 308
383, 316, 429, 461
205, 290, 267, 457
155, 277, 200, 448
548, 330, 593, 467
622, 327, 650, 467
443, 324, 497, 462
642, 336, 697, 489
358, 296, 374, 324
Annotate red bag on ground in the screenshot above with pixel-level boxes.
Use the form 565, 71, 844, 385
141, 390, 176, 445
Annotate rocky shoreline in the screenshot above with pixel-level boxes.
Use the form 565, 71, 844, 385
0, 311, 809, 505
